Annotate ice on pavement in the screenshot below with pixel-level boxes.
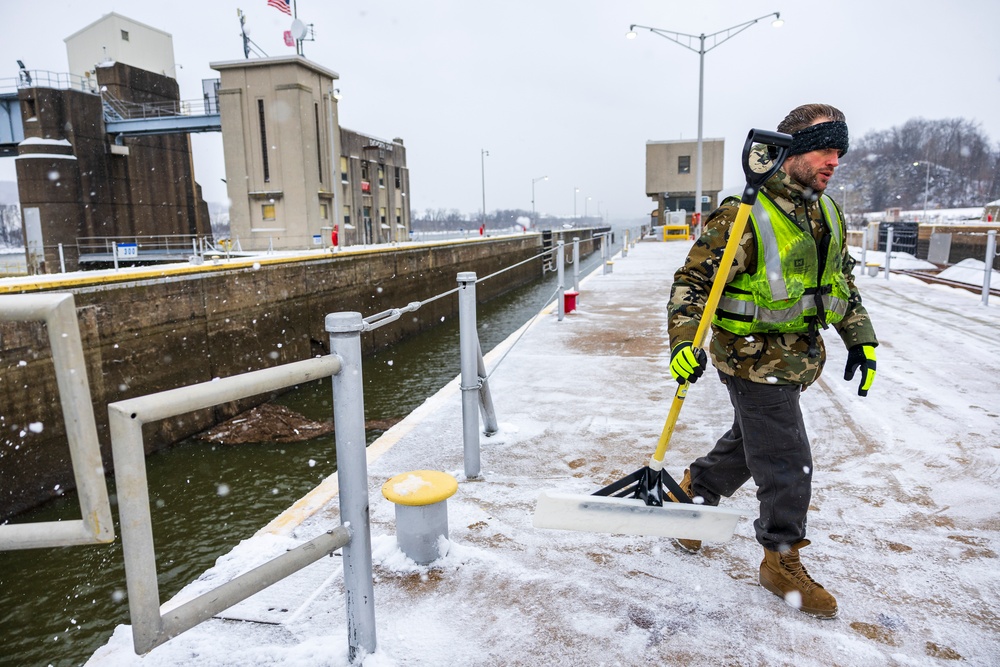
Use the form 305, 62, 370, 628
89, 237, 1000, 666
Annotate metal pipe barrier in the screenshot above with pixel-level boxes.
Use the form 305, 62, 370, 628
983, 230, 997, 307
885, 226, 894, 280
476, 341, 499, 437
860, 226, 869, 273
108, 347, 377, 658
458, 272, 481, 477
573, 237, 580, 292
458, 272, 501, 478
622, 230, 629, 258
557, 241, 565, 322
0, 293, 114, 551
326, 312, 379, 660
600, 232, 611, 274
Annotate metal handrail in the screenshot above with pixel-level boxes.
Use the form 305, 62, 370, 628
0, 70, 99, 94
77, 234, 215, 256
100, 88, 218, 121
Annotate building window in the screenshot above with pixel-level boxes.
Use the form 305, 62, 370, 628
320, 203, 329, 220
121, 30, 130, 42
678, 155, 691, 174
377, 166, 385, 188
262, 203, 276, 220
394, 167, 401, 188
395, 207, 402, 224
257, 99, 270, 183
361, 162, 369, 181
314, 103, 323, 183
340, 156, 349, 182
343, 205, 351, 226
380, 207, 387, 224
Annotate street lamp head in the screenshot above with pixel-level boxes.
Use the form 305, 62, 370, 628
626, 27, 637, 39
771, 13, 784, 28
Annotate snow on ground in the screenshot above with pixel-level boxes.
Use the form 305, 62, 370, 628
936, 258, 1000, 288
88, 237, 1000, 666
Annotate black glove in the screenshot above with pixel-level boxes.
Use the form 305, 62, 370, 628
844, 344, 877, 397
670, 342, 708, 384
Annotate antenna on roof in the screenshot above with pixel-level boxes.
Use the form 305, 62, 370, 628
237, 8, 269, 59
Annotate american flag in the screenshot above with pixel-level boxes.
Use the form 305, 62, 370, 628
267, 0, 291, 16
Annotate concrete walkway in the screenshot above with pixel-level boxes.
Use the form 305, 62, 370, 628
90, 236, 1000, 666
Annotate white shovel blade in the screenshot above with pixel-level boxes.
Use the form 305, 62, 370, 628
533, 490, 749, 542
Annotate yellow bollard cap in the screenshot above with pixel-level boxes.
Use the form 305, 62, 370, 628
381, 470, 458, 506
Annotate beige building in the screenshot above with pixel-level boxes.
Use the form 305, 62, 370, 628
339, 129, 410, 245
211, 55, 409, 250
64, 13, 177, 85
645, 138, 724, 225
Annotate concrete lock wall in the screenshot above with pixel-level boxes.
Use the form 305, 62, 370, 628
0, 235, 578, 520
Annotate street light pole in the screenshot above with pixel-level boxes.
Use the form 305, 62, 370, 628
627, 12, 783, 236
574, 186, 579, 219
913, 160, 933, 222
532, 175, 548, 229
481, 149, 489, 231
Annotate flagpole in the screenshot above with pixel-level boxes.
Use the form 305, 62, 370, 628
293, 0, 303, 57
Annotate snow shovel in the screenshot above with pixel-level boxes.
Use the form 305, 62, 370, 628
534, 128, 793, 542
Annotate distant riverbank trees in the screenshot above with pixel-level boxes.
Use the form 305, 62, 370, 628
835, 117, 999, 215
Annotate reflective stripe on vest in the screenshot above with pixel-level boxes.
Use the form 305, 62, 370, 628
717, 288, 848, 324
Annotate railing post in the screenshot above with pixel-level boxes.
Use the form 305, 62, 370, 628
325, 312, 377, 661
476, 343, 499, 436
622, 229, 629, 258
572, 237, 580, 292
112, 241, 119, 271
983, 230, 997, 307
457, 272, 481, 478
557, 240, 565, 322
58, 243, 66, 273
885, 226, 894, 280
602, 234, 609, 275
860, 226, 868, 275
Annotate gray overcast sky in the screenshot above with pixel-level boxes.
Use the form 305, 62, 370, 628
2, 0, 999, 221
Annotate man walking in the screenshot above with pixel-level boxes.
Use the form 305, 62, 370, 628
666, 103, 878, 618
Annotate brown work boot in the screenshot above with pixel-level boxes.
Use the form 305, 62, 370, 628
667, 469, 701, 553
759, 540, 838, 618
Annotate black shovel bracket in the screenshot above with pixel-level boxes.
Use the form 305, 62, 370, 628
593, 467, 693, 506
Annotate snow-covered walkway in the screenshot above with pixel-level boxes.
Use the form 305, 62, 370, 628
89, 236, 1000, 667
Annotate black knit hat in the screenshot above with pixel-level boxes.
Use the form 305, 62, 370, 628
789, 120, 849, 157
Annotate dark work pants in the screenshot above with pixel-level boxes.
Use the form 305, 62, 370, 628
690, 372, 812, 551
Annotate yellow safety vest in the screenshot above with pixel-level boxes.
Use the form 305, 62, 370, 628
713, 193, 850, 335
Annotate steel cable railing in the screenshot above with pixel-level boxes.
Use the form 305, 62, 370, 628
361, 245, 562, 331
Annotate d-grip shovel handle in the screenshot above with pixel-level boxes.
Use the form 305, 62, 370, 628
740, 128, 793, 204
649, 127, 792, 469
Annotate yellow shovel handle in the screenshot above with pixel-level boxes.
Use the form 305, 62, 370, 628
651, 200, 753, 464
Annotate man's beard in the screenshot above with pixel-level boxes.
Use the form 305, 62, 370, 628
785, 157, 830, 193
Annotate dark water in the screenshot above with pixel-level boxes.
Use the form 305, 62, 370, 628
0, 245, 614, 667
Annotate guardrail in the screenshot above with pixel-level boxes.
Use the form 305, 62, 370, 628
0, 70, 98, 94
77, 234, 217, 260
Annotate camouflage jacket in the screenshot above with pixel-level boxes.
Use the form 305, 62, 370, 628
667, 169, 878, 387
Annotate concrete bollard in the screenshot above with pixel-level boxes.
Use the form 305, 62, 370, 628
382, 470, 458, 565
